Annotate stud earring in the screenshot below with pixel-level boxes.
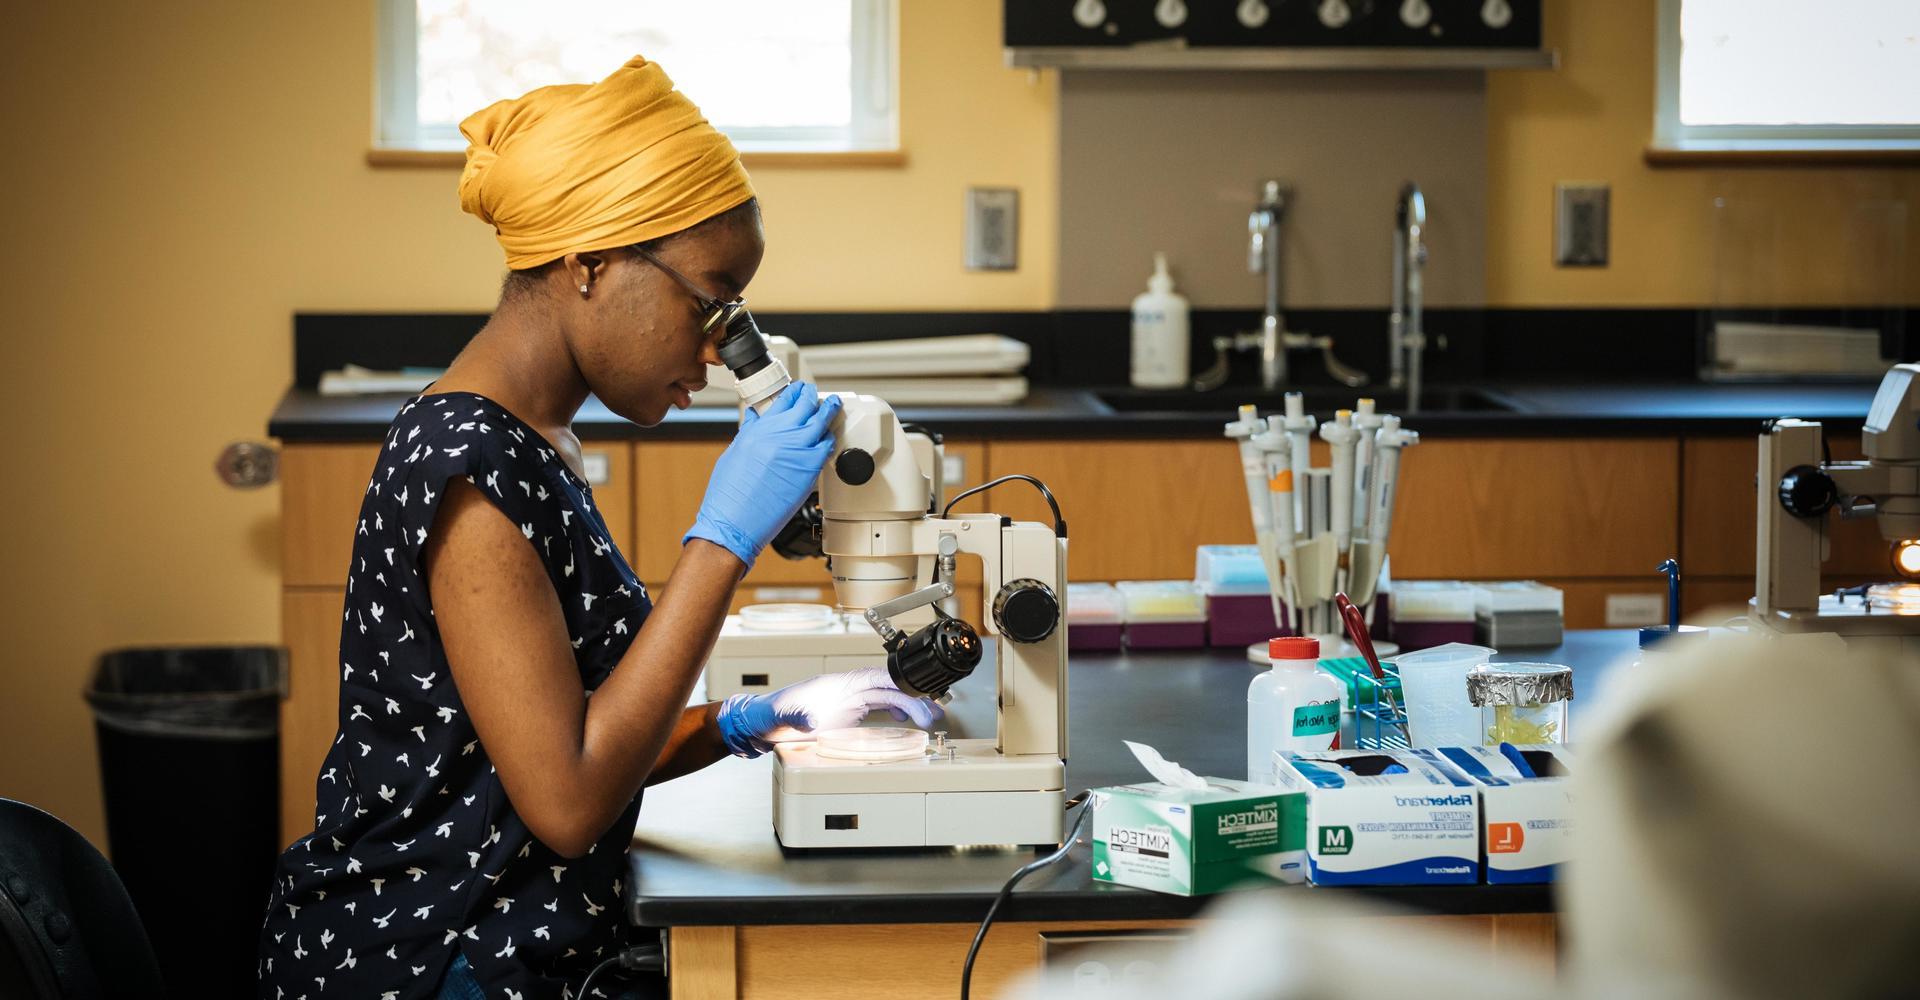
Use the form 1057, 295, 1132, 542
579, 283, 589, 296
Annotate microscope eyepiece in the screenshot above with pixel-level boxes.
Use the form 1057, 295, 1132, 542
714, 307, 772, 380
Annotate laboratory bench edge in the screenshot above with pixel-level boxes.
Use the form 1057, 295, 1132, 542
268, 380, 1882, 442
621, 631, 1636, 930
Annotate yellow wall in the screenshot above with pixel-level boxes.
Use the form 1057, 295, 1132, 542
1486, 0, 1920, 306
0, 1, 1054, 849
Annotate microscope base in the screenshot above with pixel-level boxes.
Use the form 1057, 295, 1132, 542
771, 740, 1065, 848
1749, 594, 1920, 652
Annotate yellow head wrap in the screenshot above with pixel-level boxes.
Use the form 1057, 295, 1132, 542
458, 55, 757, 270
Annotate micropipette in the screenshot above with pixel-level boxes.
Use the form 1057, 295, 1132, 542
1351, 398, 1383, 541
1320, 409, 1358, 597
1281, 392, 1315, 531
1253, 417, 1295, 631
1226, 404, 1274, 602
1268, 468, 1298, 631
1349, 414, 1419, 605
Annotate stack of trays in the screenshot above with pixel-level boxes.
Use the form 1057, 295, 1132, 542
1471, 581, 1565, 649
1195, 545, 1281, 647
1116, 580, 1207, 649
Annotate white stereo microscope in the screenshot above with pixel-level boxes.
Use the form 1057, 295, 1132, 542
715, 315, 1070, 849
1754, 362, 1920, 647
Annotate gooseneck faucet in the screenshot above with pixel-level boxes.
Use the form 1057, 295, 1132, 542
1389, 182, 1428, 412
1192, 180, 1367, 392
1250, 180, 1292, 389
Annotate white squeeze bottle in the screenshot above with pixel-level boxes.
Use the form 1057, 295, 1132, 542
1130, 251, 1190, 388
1247, 636, 1344, 784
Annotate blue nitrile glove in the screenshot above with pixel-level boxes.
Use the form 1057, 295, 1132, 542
715, 667, 947, 758
684, 382, 841, 569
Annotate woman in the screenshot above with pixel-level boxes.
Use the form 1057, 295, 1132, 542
258, 56, 938, 1000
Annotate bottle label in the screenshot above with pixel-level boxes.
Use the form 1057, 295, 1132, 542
1291, 700, 1339, 737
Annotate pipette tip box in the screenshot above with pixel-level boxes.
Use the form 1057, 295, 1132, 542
1390, 581, 1478, 650
1117, 581, 1208, 649
1194, 546, 1281, 647
1470, 581, 1566, 649
1205, 596, 1283, 647
1067, 582, 1125, 652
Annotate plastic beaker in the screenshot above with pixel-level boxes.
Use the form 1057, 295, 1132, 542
1390, 642, 1495, 748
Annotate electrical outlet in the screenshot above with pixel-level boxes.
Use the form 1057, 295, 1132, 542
1604, 592, 1663, 627
1554, 183, 1609, 267
965, 187, 1019, 271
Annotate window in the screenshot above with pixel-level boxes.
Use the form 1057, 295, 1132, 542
1654, 0, 1920, 153
377, 0, 897, 153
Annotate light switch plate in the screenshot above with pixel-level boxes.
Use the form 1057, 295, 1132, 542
581, 450, 611, 486
965, 187, 1019, 270
1605, 592, 1663, 627
1554, 183, 1609, 267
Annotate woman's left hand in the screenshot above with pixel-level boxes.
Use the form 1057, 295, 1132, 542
715, 667, 945, 756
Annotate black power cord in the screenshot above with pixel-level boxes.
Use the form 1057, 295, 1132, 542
576, 941, 664, 998
959, 791, 1094, 1000
943, 474, 1067, 538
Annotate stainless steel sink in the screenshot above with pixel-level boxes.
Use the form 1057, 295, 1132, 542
1093, 385, 1518, 415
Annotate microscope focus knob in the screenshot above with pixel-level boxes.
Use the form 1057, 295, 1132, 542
1777, 465, 1838, 518
993, 579, 1060, 644
834, 448, 876, 486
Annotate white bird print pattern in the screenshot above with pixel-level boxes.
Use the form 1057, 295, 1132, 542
259, 391, 653, 997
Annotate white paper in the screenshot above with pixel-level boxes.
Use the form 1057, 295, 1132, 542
1124, 740, 1207, 790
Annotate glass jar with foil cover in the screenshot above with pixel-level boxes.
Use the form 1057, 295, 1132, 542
1466, 662, 1573, 745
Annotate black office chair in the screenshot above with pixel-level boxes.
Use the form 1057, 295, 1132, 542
0, 798, 163, 998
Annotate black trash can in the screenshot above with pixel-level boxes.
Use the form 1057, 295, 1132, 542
85, 645, 287, 1000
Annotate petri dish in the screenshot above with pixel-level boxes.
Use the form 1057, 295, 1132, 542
738, 603, 838, 632
1867, 583, 1920, 613
812, 727, 929, 763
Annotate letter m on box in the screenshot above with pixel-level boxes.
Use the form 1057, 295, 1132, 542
1318, 826, 1353, 856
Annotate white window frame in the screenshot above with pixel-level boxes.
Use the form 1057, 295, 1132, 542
375, 0, 898, 153
1653, 0, 1920, 154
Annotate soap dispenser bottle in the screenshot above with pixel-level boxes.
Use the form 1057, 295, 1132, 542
1130, 252, 1190, 389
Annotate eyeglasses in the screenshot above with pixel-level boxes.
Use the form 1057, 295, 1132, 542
632, 245, 747, 336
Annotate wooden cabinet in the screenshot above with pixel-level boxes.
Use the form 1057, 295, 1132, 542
280, 588, 344, 843
668, 914, 1555, 998
1391, 438, 1679, 579
985, 440, 1254, 581
281, 445, 381, 586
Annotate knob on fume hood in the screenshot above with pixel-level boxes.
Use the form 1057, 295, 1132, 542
1155, 0, 1188, 29
1237, 0, 1271, 29
1073, 0, 1107, 29
1318, 0, 1353, 29
1400, 0, 1433, 29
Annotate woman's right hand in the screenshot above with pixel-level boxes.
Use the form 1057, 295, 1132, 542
684, 381, 841, 569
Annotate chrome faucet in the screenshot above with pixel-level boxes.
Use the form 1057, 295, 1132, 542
1250, 180, 1293, 389
1194, 180, 1366, 392
1389, 182, 1429, 412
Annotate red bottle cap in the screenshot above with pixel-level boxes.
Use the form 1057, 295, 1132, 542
1268, 636, 1320, 660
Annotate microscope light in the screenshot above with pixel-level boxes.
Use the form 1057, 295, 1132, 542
1894, 539, 1920, 579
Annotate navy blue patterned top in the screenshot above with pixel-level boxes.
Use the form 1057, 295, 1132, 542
259, 392, 652, 1000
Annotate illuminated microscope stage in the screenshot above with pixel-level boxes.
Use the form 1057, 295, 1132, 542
772, 735, 1065, 849
1751, 584, 1920, 648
